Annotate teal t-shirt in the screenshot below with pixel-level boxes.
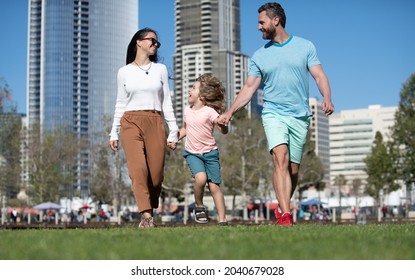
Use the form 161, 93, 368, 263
249, 35, 320, 117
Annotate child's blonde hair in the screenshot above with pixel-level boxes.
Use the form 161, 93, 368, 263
196, 74, 226, 114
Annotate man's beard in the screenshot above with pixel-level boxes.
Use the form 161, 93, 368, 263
262, 28, 276, 40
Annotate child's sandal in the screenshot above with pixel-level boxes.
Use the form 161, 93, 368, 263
194, 206, 208, 224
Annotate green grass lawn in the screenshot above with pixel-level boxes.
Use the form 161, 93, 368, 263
1, 223, 414, 260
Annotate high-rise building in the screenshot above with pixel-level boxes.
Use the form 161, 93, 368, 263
26, 0, 138, 196
173, 0, 249, 124
329, 105, 397, 191
309, 97, 330, 184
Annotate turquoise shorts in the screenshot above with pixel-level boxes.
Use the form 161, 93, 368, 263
182, 149, 222, 184
262, 112, 310, 164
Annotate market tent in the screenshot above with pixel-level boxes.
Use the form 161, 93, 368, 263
300, 198, 327, 206
33, 202, 63, 210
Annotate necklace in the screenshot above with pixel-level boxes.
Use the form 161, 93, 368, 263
133, 61, 152, 75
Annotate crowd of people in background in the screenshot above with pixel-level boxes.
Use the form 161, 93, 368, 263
4, 206, 127, 224
3, 202, 413, 225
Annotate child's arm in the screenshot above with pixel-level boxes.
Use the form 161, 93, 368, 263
178, 125, 187, 141
168, 125, 186, 150
214, 118, 228, 135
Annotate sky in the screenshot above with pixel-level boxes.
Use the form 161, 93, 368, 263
1, 0, 414, 115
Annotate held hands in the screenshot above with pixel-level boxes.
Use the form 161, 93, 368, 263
217, 112, 232, 126
167, 141, 177, 150
109, 140, 119, 152
215, 115, 229, 135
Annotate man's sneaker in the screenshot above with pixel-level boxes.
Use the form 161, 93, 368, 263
274, 208, 282, 223
276, 212, 293, 226
139, 217, 155, 228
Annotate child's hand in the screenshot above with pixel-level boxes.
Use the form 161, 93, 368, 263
215, 117, 229, 134
218, 113, 232, 126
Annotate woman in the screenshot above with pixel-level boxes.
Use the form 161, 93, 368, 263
109, 28, 179, 228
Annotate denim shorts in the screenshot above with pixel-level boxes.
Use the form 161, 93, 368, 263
182, 149, 222, 184
262, 111, 310, 164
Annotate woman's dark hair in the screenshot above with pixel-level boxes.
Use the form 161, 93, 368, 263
258, 2, 286, 28
125, 28, 159, 64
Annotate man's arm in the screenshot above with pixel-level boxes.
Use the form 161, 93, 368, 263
219, 75, 262, 125
309, 64, 334, 116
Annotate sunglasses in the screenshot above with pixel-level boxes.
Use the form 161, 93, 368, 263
141, 37, 161, 48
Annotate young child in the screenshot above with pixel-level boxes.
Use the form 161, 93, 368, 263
177, 74, 229, 225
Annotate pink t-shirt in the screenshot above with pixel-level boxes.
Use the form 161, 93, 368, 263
184, 105, 219, 154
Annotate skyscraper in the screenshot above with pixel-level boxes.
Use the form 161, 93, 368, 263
26, 0, 138, 195
173, 0, 249, 124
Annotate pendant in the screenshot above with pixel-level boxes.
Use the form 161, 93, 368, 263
146, 71, 148, 75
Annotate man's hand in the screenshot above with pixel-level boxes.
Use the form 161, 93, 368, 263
217, 112, 232, 126
322, 99, 335, 116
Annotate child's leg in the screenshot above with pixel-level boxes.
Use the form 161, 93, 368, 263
208, 182, 227, 223
194, 172, 207, 207
193, 172, 208, 223
183, 151, 208, 222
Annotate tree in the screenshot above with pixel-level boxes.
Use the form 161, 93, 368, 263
364, 131, 399, 207
334, 174, 347, 212
0, 79, 22, 199
162, 143, 191, 212
27, 125, 80, 204
89, 115, 130, 215
0, 77, 16, 113
217, 111, 271, 218
351, 178, 362, 216
90, 145, 118, 204
297, 130, 325, 201
390, 73, 415, 206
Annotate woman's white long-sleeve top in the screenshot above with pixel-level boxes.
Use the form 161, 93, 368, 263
109, 62, 179, 142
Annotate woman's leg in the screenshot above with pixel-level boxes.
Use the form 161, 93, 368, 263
143, 113, 166, 210
121, 114, 152, 214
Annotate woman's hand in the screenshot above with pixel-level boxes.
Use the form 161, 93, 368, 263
109, 140, 119, 151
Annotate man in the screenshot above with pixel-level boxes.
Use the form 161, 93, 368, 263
219, 2, 334, 226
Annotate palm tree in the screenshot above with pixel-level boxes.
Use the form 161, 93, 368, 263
351, 178, 362, 219
334, 174, 347, 215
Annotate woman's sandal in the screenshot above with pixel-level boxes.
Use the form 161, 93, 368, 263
193, 206, 209, 224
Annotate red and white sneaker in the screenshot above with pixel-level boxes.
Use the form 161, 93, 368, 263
276, 212, 293, 226
274, 208, 282, 223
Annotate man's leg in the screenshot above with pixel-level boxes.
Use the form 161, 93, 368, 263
290, 162, 300, 198
271, 144, 292, 214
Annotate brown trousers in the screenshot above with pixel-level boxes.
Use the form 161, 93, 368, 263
120, 111, 166, 213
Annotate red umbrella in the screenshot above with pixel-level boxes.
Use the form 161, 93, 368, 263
79, 204, 92, 209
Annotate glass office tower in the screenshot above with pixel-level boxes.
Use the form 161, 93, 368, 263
27, 0, 138, 196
